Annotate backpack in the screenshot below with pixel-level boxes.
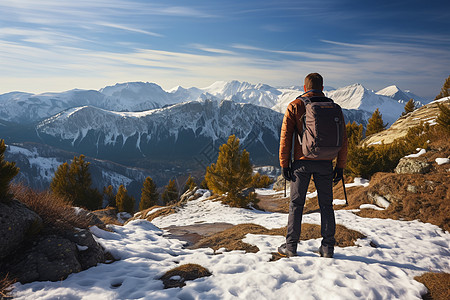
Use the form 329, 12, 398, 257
297, 96, 344, 160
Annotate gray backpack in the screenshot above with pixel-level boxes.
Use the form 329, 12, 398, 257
297, 96, 344, 160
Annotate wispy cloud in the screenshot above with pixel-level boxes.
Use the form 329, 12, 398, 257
96, 22, 163, 37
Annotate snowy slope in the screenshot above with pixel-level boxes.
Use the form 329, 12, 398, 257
99, 82, 174, 111
376, 85, 430, 105
36, 100, 282, 147
325, 84, 405, 127
5, 143, 152, 198
202, 80, 282, 107
12, 184, 450, 299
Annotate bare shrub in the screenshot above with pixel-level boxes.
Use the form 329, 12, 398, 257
10, 184, 92, 232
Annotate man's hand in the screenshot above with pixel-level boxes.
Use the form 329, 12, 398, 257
332, 167, 343, 183
282, 167, 293, 181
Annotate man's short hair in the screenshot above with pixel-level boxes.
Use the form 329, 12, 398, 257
304, 73, 323, 90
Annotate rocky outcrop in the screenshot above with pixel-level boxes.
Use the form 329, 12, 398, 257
0, 200, 42, 259
0, 200, 106, 284
7, 235, 82, 283
364, 98, 449, 145
395, 157, 431, 174
273, 175, 289, 191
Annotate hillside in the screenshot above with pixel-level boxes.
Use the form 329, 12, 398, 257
364, 98, 449, 145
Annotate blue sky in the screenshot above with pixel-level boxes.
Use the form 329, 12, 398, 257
0, 0, 449, 98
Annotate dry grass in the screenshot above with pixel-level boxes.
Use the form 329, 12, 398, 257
159, 264, 212, 289
10, 183, 92, 232
355, 172, 450, 232
0, 273, 15, 299
92, 207, 122, 226
192, 223, 365, 254
415, 272, 450, 300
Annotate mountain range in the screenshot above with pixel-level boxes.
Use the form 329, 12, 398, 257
0, 80, 431, 199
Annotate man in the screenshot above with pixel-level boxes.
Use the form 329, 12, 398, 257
278, 73, 348, 258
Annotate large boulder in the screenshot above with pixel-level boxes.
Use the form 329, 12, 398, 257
0, 200, 42, 259
273, 175, 290, 191
4, 228, 106, 283
395, 157, 431, 174
7, 235, 82, 283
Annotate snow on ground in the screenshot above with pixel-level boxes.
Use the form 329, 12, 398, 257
436, 157, 450, 165
405, 148, 426, 158
13, 180, 450, 300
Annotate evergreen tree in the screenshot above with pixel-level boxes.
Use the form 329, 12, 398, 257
200, 178, 209, 190
346, 121, 364, 147
251, 173, 273, 188
162, 179, 178, 204
0, 139, 19, 202
50, 155, 102, 210
182, 175, 197, 193
436, 103, 450, 133
401, 99, 416, 116
139, 177, 159, 210
435, 75, 450, 100
365, 108, 388, 137
103, 185, 116, 207
115, 184, 135, 213
205, 135, 254, 207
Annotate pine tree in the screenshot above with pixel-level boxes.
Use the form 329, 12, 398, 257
103, 185, 115, 207
205, 135, 254, 207
182, 175, 197, 193
436, 103, 450, 133
401, 99, 416, 116
139, 177, 159, 210
162, 179, 178, 205
115, 184, 135, 213
0, 139, 19, 202
50, 155, 102, 210
435, 75, 450, 100
346, 121, 364, 148
365, 108, 388, 137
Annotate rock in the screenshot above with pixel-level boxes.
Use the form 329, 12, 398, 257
407, 185, 418, 193
8, 235, 82, 283
179, 187, 200, 204
0, 199, 42, 259
240, 187, 255, 198
395, 157, 431, 174
4, 228, 105, 283
64, 229, 105, 270
273, 175, 290, 191
367, 193, 390, 208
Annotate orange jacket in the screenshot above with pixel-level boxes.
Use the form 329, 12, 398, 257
279, 91, 348, 168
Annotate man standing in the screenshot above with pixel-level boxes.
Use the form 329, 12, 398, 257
278, 73, 348, 258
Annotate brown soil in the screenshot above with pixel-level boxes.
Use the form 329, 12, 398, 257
164, 223, 235, 246
257, 176, 361, 214
191, 223, 365, 254
415, 272, 450, 300
159, 263, 212, 289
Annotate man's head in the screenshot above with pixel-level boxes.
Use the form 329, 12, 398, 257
304, 73, 323, 92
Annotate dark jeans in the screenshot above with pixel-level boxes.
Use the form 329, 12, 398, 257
286, 160, 336, 253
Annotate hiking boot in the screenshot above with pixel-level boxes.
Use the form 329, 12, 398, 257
318, 245, 334, 258
277, 243, 297, 257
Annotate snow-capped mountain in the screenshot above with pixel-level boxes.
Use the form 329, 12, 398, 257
99, 82, 174, 111
0, 89, 105, 123
34, 100, 284, 167
202, 80, 282, 108
376, 85, 429, 105
324, 84, 405, 126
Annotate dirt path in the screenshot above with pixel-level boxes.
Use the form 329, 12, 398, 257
164, 223, 235, 247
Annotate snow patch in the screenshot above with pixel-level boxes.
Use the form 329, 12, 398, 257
435, 157, 450, 165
